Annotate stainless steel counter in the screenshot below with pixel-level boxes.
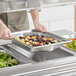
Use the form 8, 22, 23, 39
42, 0, 76, 8
0, 30, 76, 76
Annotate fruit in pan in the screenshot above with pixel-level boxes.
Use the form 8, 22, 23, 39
43, 38, 47, 41
41, 35, 44, 38
15, 34, 58, 47
43, 42, 46, 45
40, 43, 44, 46
48, 38, 53, 41
29, 40, 32, 43
53, 40, 58, 43
33, 42, 38, 44
49, 40, 55, 43
26, 36, 31, 39
33, 44, 37, 46
14, 37, 20, 41
37, 43, 40, 46
25, 38, 29, 42
45, 41, 49, 44
43, 40, 46, 42
19, 40, 25, 43
19, 37, 24, 39
25, 42, 30, 45
31, 36, 36, 39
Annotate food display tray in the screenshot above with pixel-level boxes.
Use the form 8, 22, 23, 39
0, 46, 21, 68
12, 29, 70, 52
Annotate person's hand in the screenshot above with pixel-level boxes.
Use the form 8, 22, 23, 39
0, 25, 11, 40
35, 24, 47, 32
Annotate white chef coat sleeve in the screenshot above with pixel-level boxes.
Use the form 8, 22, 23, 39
26, 0, 41, 8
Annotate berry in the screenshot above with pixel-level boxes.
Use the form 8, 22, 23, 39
37, 43, 41, 46
33, 44, 37, 46
41, 35, 44, 38
46, 41, 49, 44
43, 40, 45, 42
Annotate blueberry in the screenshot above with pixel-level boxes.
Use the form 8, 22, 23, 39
32, 39, 35, 41
46, 41, 49, 44
43, 40, 45, 42
30, 35, 32, 37
36, 34, 39, 36
37, 38, 41, 41
49, 40, 55, 44
39, 41, 42, 43
41, 35, 44, 37
32, 34, 35, 36
33, 44, 37, 46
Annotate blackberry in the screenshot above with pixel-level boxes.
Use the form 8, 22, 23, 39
41, 35, 44, 38
46, 41, 49, 44
33, 44, 37, 46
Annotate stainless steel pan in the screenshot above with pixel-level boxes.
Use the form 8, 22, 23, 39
12, 29, 70, 52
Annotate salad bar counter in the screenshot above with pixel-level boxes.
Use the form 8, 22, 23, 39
0, 30, 76, 76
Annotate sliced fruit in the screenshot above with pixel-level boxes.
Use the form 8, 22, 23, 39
29, 40, 32, 42
26, 36, 31, 39
14, 37, 20, 41
40, 43, 44, 46
25, 42, 30, 45
19, 40, 25, 43
31, 36, 36, 39
43, 38, 47, 41
53, 40, 58, 43
48, 38, 53, 41
33, 42, 38, 44
25, 38, 29, 42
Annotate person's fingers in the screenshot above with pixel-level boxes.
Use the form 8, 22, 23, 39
36, 27, 45, 32
37, 27, 43, 32
8, 31, 12, 38
2, 33, 9, 40
40, 25, 46, 32
35, 24, 47, 32
2, 34, 8, 40
2, 30, 11, 40
42, 26, 47, 32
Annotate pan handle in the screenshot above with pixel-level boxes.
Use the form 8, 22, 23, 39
32, 29, 46, 33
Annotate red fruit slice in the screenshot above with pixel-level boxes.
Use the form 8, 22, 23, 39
46, 40, 49, 42
41, 38, 43, 41
38, 44, 40, 46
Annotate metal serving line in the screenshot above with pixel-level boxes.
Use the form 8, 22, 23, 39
0, 0, 76, 76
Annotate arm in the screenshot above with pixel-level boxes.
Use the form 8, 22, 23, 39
0, 19, 11, 40
30, 9, 46, 32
